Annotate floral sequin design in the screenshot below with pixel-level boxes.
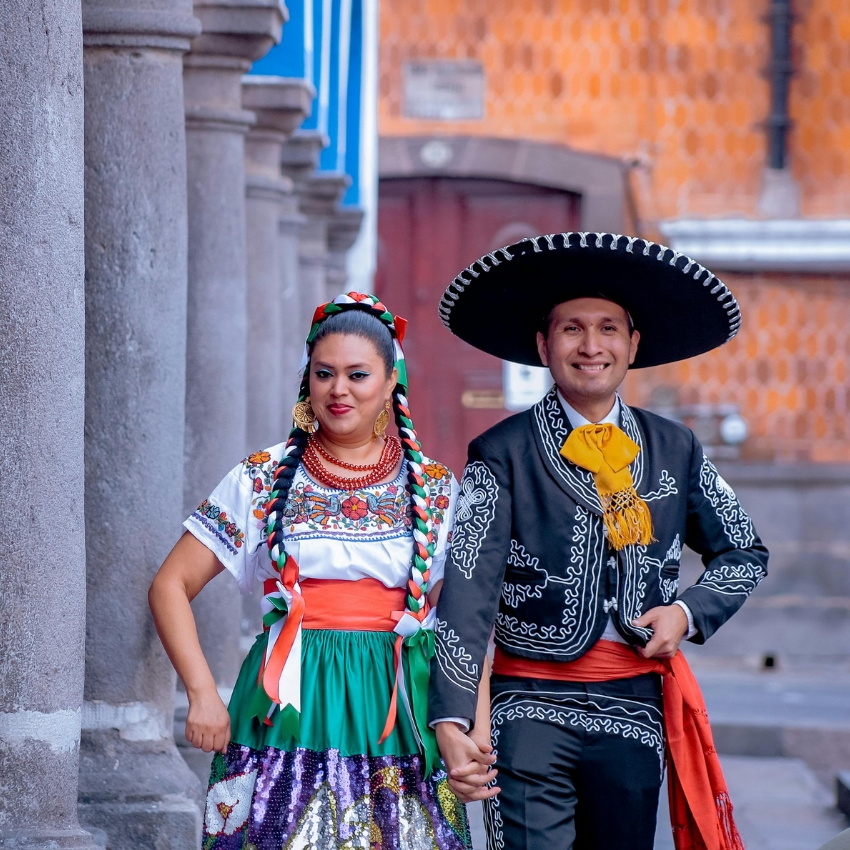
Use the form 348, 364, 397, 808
202, 744, 471, 850
194, 499, 245, 554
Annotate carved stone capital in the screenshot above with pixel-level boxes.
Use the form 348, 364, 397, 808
327, 205, 365, 254
82, 6, 201, 50
299, 171, 350, 218
242, 76, 314, 136
189, 0, 287, 63
280, 129, 329, 184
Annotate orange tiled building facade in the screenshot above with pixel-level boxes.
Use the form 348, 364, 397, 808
377, 0, 850, 463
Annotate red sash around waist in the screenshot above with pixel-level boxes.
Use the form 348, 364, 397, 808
263, 577, 404, 632
493, 642, 744, 850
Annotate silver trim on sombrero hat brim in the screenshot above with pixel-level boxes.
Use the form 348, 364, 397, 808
438, 232, 742, 342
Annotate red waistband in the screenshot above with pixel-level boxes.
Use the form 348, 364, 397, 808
263, 577, 404, 632
492, 642, 659, 681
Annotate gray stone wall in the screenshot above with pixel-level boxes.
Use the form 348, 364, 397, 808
0, 3, 96, 846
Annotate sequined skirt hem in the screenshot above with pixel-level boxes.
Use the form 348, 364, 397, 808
203, 742, 471, 850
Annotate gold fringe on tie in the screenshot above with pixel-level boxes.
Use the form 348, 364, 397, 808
600, 486, 654, 550
560, 422, 655, 551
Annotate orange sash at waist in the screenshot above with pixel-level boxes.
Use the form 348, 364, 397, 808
493, 641, 743, 850
263, 577, 405, 632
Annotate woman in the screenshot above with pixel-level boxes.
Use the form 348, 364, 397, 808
149, 293, 494, 849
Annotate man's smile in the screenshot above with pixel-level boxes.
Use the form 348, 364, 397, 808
573, 363, 609, 372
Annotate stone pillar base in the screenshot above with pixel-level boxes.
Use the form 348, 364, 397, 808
78, 738, 202, 850
0, 830, 100, 850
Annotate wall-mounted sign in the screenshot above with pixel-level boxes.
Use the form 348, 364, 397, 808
461, 389, 505, 409
503, 361, 552, 411
403, 60, 485, 120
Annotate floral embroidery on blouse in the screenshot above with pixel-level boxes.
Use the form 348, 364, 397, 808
224, 449, 454, 546
283, 480, 410, 537
192, 499, 245, 554
240, 450, 280, 535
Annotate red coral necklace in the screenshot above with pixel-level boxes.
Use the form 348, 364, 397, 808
303, 435, 401, 490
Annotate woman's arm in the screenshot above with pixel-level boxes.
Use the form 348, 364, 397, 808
468, 655, 491, 751
148, 531, 230, 753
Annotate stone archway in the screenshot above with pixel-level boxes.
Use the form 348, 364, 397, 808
379, 135, 626, 232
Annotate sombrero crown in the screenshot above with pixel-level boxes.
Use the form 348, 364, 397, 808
438, 232, 741, 368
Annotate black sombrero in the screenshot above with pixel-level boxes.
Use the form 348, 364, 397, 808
438, 232, 741, 368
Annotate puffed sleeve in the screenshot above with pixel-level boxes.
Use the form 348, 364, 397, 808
427, 468, 459, 587
183, 458, 266, 595
428, 435, 512, 727
677, 433, 770, 642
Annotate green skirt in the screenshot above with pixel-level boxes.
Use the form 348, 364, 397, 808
229, 628, 421, 757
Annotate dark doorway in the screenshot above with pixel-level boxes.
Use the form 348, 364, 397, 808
375, 177, 580, 476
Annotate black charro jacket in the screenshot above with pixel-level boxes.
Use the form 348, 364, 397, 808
428, 387, 769, 724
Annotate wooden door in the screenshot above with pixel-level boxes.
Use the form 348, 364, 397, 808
375, 177, 580, 477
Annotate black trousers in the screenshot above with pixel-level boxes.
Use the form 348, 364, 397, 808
483, 673, 664, 850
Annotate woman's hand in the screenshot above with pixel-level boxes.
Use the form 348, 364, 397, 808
435, 722, 500, 803
186, 686, 231, 753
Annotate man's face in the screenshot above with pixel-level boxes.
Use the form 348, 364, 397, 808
536, 297, 640, 408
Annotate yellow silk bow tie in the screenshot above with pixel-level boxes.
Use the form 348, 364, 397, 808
560, 423, 654, 550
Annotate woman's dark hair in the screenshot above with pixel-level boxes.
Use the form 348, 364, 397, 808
311, 309, 395, 376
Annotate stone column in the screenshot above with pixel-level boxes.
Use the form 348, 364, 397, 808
242, 76, 313, 450
78, 3, 203, 846
299, 173, 351, 307
281, 130, 328, 327
327, 206, 366, 294
184, 0, 286, 695
0, 5, 96, 849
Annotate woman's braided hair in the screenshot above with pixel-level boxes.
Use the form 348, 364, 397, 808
264, 293, 434, 623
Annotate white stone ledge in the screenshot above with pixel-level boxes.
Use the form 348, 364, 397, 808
659, 219, 850, 272
82, 701, 170, 742
0, 708, 81, 752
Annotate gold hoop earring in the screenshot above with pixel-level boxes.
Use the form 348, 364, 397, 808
292, 400, 317, 434
373, 400, 391, 439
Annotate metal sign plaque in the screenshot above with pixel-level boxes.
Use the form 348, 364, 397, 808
503, 362, 552, 411
403, 61, 485, 120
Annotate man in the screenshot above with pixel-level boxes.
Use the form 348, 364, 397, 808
429, 232, 769, 850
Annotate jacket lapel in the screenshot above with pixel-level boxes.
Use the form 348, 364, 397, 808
531, 389, 648, 514
531, 387, 603, 515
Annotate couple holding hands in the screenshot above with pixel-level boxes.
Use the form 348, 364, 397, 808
150, 233, 768, 850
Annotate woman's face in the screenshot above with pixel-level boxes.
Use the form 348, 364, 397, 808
309, 333, 397, 443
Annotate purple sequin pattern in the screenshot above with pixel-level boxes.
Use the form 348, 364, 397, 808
202, 743, 471, 850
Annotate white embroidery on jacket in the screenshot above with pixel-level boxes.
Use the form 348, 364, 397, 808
494, 507, 607, 656
644, 469, 678, 501
451, 461, 499, 579
501, 540, 545, 608
697, 563, 766, 596
699, 456, 755, 549
641, 534, 682, 603
434, 617, 479, 694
